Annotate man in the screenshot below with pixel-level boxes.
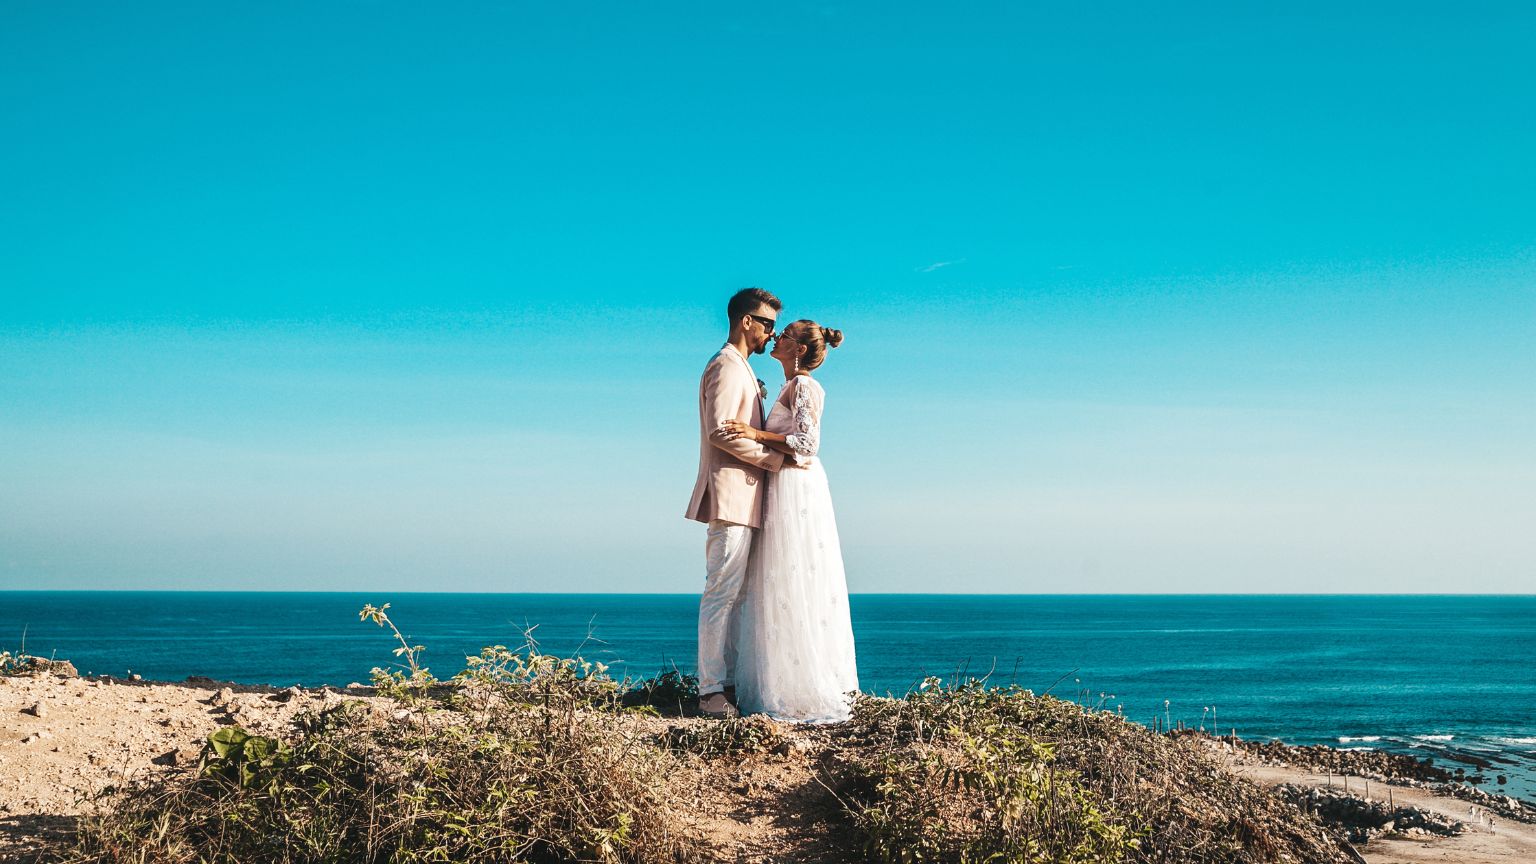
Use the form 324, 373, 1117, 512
685, 287, 787, 719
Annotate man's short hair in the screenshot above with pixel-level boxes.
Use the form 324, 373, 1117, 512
727, 287, 782, 322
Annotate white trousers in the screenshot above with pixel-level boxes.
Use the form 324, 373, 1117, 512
698, 519, 754, 695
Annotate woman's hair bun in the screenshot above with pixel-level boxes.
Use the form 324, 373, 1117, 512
821, 327, 844, 348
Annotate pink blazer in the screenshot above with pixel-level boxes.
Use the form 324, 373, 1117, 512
685, 347, 785, 528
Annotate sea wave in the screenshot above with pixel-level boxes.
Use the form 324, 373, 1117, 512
1492, 737, 1536, 746
1338, 736, 1382, 743
1412, 734, 1455, 742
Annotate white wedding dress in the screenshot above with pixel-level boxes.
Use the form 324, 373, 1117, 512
735, 375, 859, 723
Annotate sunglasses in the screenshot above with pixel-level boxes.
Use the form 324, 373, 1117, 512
749, 314, 777, 333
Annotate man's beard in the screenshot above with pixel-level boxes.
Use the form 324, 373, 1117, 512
753, 341, 769, 355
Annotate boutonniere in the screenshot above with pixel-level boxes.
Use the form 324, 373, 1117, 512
756, 378, 767, 401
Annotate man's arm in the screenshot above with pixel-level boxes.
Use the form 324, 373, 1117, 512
702, 361, 785, 471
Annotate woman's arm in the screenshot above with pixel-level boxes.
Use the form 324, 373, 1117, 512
716, 420, 797, 454
719, 381, 821, 460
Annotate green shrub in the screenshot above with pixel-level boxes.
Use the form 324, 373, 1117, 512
619, 670, 699, 715
844, 679, 1349, 864
65, 610, 693, 864
849, 682, 1142, 864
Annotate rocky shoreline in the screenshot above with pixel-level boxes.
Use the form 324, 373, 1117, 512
1273, 783, 1465, 844
1190, 731, 1536, 825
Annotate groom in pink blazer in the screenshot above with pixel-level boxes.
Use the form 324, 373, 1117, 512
686, 287, 787, 718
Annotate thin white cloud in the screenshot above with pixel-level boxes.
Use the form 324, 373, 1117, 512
917, 258, 965, 273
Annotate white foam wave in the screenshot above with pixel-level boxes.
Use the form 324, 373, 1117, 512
1492, 736, 1536, 746
1413, 734, 1455, 742
1338, 736, 1382, 743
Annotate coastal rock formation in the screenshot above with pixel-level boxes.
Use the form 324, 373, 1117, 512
1200, 731, 1536, 825
0, 654, 77, 679
1190, 732, 1456, 784
1275, 783, 1466, 843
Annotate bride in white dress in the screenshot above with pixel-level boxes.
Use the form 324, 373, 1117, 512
717, 320, 859, 723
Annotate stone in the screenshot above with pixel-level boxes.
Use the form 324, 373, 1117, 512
271, 686, 304, 703
21, 702, 46, 718
129, 673, 142, 682
772, 737, 813, 756
43, 659, 79, 677
212, 687, 234, 707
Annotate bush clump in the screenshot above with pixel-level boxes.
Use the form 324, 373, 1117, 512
843, 678, 1354, 864
64, 610, 694, 864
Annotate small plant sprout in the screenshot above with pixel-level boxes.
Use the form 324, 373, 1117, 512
358, 603, 436, 697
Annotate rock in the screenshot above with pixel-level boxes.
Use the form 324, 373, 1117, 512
129, 673, 143, 682
186, 675, 217, 684
46, 659, 79, 677
3, 656, 78, 677
773, 737, 813, 756
212, 687, 234, 707
226, 700, 242, 715
271, 686, 304, 703
21, 702, 46, 718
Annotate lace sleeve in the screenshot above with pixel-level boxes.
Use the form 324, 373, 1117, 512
783, 379, 821, 460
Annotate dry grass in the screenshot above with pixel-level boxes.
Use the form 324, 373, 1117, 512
54, 609, 1358, 864
842, 679, 1355, 863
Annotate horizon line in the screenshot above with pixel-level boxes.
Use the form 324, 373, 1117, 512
5, 589, 1532, 598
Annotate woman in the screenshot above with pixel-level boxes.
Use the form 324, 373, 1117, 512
718, 320, 859, 722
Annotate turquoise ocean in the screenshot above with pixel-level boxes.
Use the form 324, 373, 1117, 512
3, 593, 1533, 801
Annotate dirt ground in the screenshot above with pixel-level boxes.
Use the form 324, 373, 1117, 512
0, 670, 858, 863
9, 668, 1530, 864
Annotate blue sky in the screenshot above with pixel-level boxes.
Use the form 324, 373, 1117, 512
2, 2, 1532, 592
